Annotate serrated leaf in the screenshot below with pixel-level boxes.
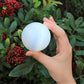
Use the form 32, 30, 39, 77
0, 43, 4, 49
5, 38, 10, 48
70, 35, 76, 48
18, 12, 24, 21
66, 12, 75, 29
75, 17, 83, 27
4, 17, 10, 28
76, 50, 84, 55
18, 29, 22, 38
0, 22, 4, 29
9, 62, 35, 77
49, 37, 56, 51
34, 1, 41, 8
38, 64, 50, 78
76, 28, 84, 34
9, 21, 17, 33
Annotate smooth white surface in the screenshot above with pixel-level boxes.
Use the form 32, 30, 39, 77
21, 22, 51, 51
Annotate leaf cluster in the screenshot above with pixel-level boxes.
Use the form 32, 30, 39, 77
0, 0, 84, 84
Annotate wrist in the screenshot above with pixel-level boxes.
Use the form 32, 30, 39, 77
57, 77, 76, 84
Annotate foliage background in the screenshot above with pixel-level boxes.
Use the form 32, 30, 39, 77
0, 0, 84, 84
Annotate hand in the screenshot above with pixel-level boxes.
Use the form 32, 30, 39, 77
26, 17, 76, 84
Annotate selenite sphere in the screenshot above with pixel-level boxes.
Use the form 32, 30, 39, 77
21, 22, 51, 51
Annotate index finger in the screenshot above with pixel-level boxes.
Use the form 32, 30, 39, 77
43, 17, 72, 56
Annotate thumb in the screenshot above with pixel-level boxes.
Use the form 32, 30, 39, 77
26, 51, 52, 68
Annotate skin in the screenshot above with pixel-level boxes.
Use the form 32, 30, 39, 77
26, 17, 76, 84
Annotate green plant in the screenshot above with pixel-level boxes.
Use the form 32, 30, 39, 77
0, 0, 84, 84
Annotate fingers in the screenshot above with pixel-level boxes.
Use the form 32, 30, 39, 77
26, 51, 54, 69
49, 17, 55, 22
43, 17, 72, 56
43, 17, 64, 38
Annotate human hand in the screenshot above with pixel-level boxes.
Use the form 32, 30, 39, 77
26, 17, 76, 84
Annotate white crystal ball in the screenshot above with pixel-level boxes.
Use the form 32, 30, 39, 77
21, 22, 51, 51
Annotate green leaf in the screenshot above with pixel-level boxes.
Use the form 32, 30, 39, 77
4, 17, 10, 28
51, 1, 63, 5
59, 24, 72, 31
9, 21, 17, 33
9, 62, 35, 77
75, 17, 83, 27
18, 12, 24, 21
63, 18, 70, 26
66, 12, 75, 29
76, 41, 84, 46
0, 43, 4, 49
79, 22, 84, 27
14, 17, 20, 25
13, 31, 18, 36
76, 60, 84, 75
22, 0, 28, 7
49, 37, 56, 51
38, 64, 50, 78
3, 6, 7, 10
24, 8, 34, 21
76, 35, 84, 41
5, 38, 10, 48
43, 0, 46, 7
80, 78, 84, 84
33, 0, 38, 3
0, 22, 4, 29
76, 50, 84, 55
27, 0, 33, 4
14, 37, 20, 43
11, 43, 15, 49
18, 8, 24, 13
18, 29, 22, 38
34, 1, 41, 8
70, 35, 76, 48
3, 62, 11, 68
56, 8, 62, 19
76, 28, 84, 34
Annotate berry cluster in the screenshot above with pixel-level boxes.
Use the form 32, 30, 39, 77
0, 0, 23, 17
7, 45, 27, 66
2, 33, 7, 39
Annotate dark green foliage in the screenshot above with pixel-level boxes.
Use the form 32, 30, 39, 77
0, 0, 84, 84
